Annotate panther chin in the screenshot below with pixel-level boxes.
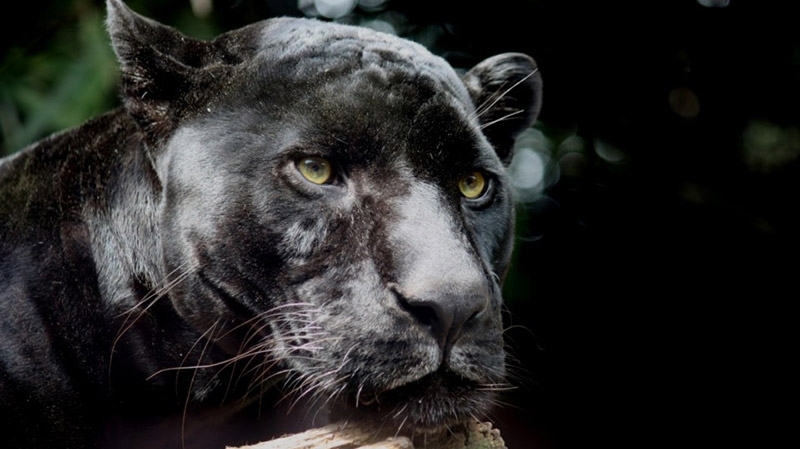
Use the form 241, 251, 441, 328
329, 371, 494, 436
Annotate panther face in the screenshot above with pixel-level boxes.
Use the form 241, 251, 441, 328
115, 0, 542, 436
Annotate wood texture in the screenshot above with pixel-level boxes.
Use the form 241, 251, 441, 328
229, 420, 507, 449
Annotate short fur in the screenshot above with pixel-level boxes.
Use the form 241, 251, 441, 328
0, 1, 542, 448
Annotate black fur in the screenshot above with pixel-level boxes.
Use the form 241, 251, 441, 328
0, 1, 542, 448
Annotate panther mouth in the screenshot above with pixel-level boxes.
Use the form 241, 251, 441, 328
329, 370, 496, 435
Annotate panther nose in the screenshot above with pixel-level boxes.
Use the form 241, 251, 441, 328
390, 282, 489, 350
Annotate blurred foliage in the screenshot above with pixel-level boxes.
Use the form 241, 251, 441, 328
0, 0, 234, 155
1, 2, 114, 153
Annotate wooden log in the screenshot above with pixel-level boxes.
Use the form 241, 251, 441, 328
229, 420, 507, 449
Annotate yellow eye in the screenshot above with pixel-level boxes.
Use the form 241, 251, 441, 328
458, 171, 487, 199
296, 157, 333, 185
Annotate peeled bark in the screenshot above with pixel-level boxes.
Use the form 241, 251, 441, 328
229, 420, 507, 449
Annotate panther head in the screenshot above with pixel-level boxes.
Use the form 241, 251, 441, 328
106, 0, 541, 434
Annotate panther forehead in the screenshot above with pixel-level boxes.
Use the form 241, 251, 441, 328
252, 17, 472, 105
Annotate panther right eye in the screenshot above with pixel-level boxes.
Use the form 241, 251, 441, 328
458, 171, 488, 199
296, 157, 333, 185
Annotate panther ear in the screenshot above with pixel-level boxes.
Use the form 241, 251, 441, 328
105, 0, 255, 144
463, 53, 542, 165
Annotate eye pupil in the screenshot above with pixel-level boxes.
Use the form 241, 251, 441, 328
458, 171, 487, 199
297, 157, 332, 185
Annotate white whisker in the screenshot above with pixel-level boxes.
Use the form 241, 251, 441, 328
479, 109, 524, 130
471, 68, 539, 121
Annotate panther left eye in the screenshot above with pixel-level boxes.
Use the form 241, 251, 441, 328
458, 171, 488, 199
296, 157, 333, 185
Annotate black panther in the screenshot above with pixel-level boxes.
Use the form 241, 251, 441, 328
0, 1, 541, 447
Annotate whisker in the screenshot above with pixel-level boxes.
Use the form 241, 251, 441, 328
109, 262, 197, 379
287, 368, 342, 404
355, 384, 364, 408
393, 413, 409, 439
478, 109, 525, 131
471, 68, 539, 121
246, 366, 294, 399
178, 319, 221, 449
475, 383, 517, 392
114, 262, 194, 319
146, 319, 221, 381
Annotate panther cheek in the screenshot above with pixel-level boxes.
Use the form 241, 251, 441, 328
279, 218, 328, 263
448, 332, 506, 382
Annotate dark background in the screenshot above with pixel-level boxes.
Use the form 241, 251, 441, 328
1, 1, 796, 448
